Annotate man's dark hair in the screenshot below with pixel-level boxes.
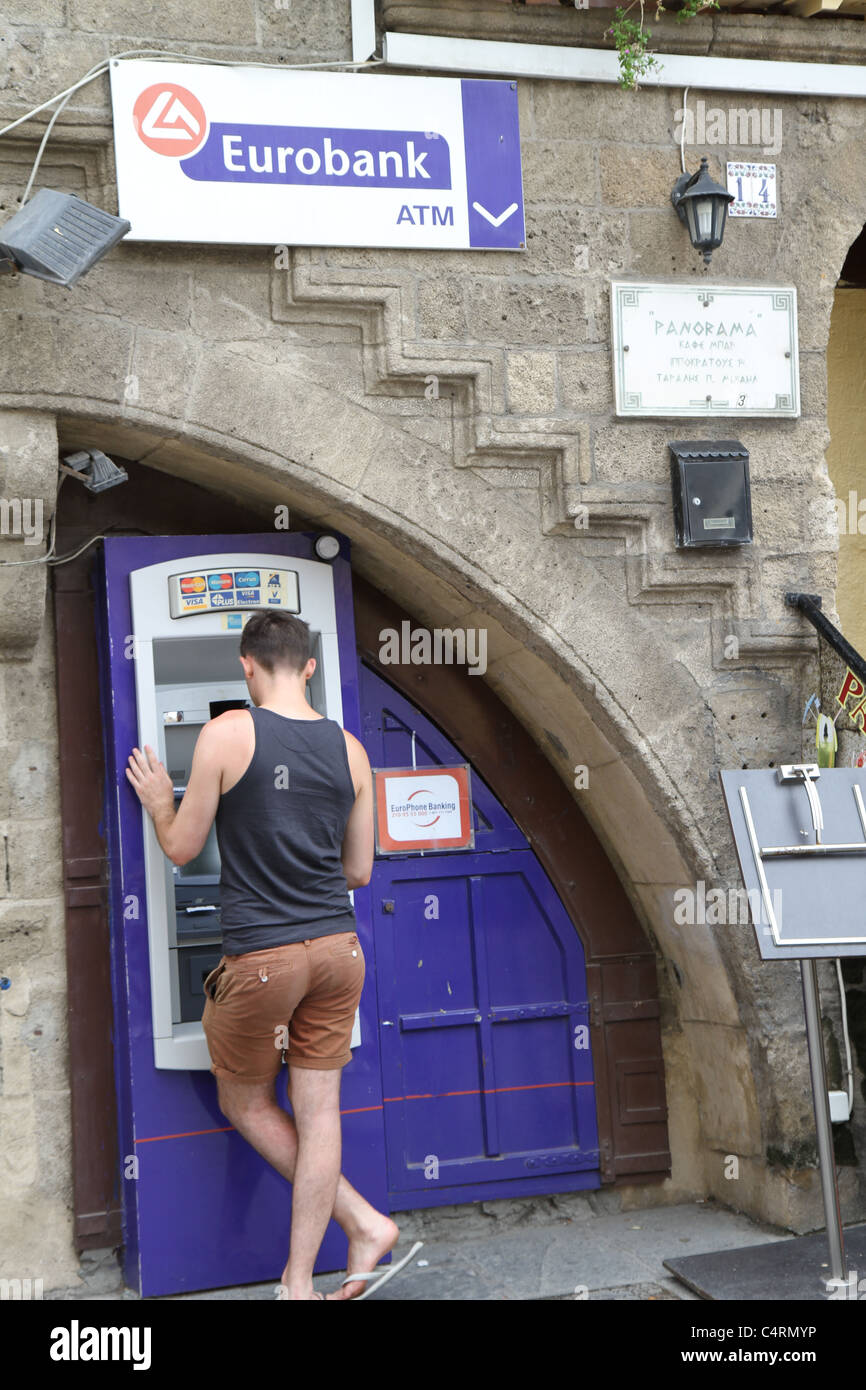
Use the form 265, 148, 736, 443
240, 610, 312, 675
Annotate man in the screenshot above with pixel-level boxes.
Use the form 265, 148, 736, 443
126, 609, 400, 1301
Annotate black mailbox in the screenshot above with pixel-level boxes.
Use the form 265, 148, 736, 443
669, 440, 752, 548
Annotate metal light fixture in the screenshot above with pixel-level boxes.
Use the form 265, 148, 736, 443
314, 535, 341, 560
0, 188, 130, 288
671, 157, 734, 267
61, 449, 128, 493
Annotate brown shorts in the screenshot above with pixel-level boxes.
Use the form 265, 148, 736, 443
201, 931, 365, 1082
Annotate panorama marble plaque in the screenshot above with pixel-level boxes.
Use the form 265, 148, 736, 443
611, 281, 799, 418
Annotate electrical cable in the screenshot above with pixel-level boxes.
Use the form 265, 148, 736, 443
836, 958, 855, 1115
3, 46, 384, 222
0, 472, 64, 566
21, 75, 91, 205
0, 48, 387, 561
0, 46, 385, 142
680, 86, 690, 174
1, 524, 156, 568
46, 530, 113, 566
0, 472, 147, 569
4, 48, 384, 206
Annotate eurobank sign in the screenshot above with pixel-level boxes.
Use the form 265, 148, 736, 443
109, 60, 525, 251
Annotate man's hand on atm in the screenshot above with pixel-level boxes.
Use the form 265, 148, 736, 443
127, 725, 223, 867
126, 745, 176, 830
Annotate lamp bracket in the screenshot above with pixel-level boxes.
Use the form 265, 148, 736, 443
671, 171, 693, 224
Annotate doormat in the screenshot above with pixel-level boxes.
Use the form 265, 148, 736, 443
663, 1223, 866, 1300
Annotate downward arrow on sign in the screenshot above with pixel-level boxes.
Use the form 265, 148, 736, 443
472, 201, 519, 228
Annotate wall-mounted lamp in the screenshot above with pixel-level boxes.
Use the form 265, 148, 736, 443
671, 157, 734, 267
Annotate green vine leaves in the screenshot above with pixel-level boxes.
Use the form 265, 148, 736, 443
606, 0, 721, 91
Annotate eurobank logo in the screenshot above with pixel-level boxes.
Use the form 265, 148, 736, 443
111, 60, 525, 250
133, 83, 208, 157
132, 82, 450, 189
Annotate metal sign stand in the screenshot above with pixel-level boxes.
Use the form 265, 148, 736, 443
723, 763, 864, 1297
800, 955, 850, 1292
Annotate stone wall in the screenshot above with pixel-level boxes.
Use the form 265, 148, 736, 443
1, 0, 865, 1289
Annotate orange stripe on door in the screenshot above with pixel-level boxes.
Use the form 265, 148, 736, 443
133, 1078, 593, 1142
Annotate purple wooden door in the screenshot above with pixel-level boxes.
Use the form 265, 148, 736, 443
359, 663, 601, 1210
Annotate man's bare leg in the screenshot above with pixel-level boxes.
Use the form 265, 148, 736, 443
217, 1074, 399, 1299
278, 1066, 342, 1298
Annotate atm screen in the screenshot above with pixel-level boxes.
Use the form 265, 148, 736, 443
210, 698, 249, 718
166, 705, 246, 882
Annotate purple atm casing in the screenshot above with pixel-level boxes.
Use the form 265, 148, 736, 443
98, 532, 388, 1297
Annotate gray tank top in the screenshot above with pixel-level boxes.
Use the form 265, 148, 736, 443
215, 706, 358, 954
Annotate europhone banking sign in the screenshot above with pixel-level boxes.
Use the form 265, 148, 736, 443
109, 60, 525, 251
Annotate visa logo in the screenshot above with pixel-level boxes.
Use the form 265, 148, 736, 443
236, 588, 261, 603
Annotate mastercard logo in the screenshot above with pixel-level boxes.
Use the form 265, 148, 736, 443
133, 83, 207, 158
180, 575, 206, 594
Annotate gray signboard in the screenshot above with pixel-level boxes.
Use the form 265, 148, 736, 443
719, 766, 866, 961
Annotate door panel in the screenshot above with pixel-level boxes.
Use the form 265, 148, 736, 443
362, 690, 528, 853
360, 662, 600, 1206
375, 854, 599, 1194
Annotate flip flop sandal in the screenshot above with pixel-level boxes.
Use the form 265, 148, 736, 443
275, 1285, 325, 1300
341, 1240, 424, 1301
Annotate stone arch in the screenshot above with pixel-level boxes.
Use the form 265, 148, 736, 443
51, 399, 712, 882
42, 388, 760, 1207
5, 227, 840, 1218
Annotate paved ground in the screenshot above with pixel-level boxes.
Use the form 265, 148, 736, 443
46, 1191, 793, 1301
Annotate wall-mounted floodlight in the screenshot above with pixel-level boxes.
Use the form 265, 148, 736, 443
61, 449, 128, 493
0, 189, 130, 288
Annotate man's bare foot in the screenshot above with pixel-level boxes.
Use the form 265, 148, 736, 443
326, 1213, 401, 1300
276, 1282, 325, 1300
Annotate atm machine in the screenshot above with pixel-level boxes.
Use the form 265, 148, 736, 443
98, 533, 388, 1297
